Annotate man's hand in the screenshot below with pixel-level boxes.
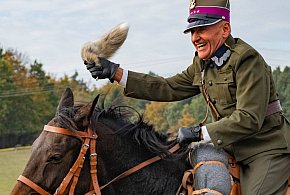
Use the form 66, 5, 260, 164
177, 125, 202, 145
85, 57, 119, 83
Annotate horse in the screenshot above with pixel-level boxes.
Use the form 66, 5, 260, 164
11, 88, 190, 195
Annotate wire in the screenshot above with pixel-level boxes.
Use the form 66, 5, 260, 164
0, 87, 65, 98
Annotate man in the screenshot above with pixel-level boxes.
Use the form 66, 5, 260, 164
85, 0, 290, 194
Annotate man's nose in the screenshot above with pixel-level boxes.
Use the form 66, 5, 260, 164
191, 31, 200, 43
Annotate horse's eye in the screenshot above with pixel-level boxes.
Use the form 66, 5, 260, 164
47, 154, 63, 163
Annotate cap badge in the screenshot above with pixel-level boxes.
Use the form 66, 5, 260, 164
189, 0, 196, 9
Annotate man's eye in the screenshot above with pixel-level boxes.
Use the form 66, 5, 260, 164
199, 26, 207, 32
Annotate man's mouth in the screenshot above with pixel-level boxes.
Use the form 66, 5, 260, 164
196, 43, 206, 48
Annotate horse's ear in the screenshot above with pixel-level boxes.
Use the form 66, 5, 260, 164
88, 94, 100, 119
74, 94, 99, 128
57, 88, 74, 112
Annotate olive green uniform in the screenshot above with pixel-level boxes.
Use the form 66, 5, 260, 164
124, 35, 290, 194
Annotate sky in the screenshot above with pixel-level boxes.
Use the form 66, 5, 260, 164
1, 0, 290, 88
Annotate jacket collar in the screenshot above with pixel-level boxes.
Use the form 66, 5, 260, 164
210, 35, 235, 68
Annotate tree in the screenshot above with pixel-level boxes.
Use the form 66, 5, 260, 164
144, 102, 169, 132
0, 48, 94, 147
0, 49, 17, 134
273, 66, 290, 118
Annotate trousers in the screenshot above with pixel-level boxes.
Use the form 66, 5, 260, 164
240, 153, 290, 195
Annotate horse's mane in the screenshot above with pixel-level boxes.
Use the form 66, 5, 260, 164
94, 103, 190, 159
56, 97, 189, 160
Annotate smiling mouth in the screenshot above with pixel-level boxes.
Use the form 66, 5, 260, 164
196, 43, 206, 48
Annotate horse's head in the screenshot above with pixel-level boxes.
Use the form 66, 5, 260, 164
11, 88, 100, 195
11, 88, 190, 195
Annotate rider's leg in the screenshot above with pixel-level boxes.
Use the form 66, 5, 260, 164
240, 153, 290, 195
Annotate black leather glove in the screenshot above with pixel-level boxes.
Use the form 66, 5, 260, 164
85, 57, 119, 83
177, 125, 202, 145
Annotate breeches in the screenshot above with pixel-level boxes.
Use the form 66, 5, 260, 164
240, 153, 290, 195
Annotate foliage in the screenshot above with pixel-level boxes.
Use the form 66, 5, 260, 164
0, 48, 91, 147
1, 46, 290, 148
273, 66, 290, 118
144, 101, 169, 132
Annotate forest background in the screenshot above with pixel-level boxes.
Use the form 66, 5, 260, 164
1, 48, 290, 148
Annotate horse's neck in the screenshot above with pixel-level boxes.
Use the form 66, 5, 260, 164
94, 119, 190, 194
97, 137, 189, 194
100, 136, 151, 170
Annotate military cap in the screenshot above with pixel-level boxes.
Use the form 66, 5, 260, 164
184, 0, 230, 33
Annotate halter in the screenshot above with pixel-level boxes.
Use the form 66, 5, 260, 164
17, 125, 180, 195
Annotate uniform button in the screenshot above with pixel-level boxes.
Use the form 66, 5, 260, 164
217, 140, 223, 145
208, 81, 213, 86
224, 78, 228, 81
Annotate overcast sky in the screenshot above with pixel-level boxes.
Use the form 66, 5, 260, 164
1, 0, 290, 87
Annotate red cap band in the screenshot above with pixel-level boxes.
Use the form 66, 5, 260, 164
189, 6, 230, 22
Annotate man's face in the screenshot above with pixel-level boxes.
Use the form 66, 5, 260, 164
191, 21, 230, 60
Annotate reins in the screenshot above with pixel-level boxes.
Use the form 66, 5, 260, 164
17, 125, 180, 195
96, 143, 181, 192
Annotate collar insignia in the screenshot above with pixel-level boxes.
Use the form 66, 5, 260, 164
211, 44, 232, 68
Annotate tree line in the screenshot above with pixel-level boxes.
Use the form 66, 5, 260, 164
1, 48, 290, 148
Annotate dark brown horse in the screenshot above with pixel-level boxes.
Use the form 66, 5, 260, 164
11, 88, 190, 195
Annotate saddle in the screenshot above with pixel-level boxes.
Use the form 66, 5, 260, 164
178, 152, 290, 195
176, 143, 240, 195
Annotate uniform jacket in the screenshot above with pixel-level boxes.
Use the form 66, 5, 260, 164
124, 35, 290, 162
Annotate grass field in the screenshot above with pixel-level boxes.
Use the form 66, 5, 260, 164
0, 147, 31, 195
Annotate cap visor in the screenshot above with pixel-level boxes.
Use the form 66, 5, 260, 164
183, 19, 222, 34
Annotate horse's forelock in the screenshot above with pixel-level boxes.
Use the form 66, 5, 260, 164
54, 104, 86, 131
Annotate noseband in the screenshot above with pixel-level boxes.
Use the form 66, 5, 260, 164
17, 125, 180, 195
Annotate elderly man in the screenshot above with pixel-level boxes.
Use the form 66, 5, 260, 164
85, 0, 290, 194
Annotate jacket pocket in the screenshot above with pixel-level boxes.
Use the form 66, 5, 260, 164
211, 68, 236, 105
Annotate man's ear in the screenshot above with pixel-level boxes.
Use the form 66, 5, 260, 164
222, 22, 231, 38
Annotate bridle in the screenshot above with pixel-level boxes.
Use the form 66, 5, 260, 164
17, 125, 180, 195
18, 125, 101, 195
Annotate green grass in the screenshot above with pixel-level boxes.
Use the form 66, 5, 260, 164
0, 147, 31, 195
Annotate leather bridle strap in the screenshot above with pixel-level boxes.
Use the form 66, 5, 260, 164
43, 125, 87, 140
17, 125, 94, 195
88, 127, 102, 195
55, 138, 91, 195
44, 125, 100, 195
17, 175, 51, 195
93, 143, 181, 192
